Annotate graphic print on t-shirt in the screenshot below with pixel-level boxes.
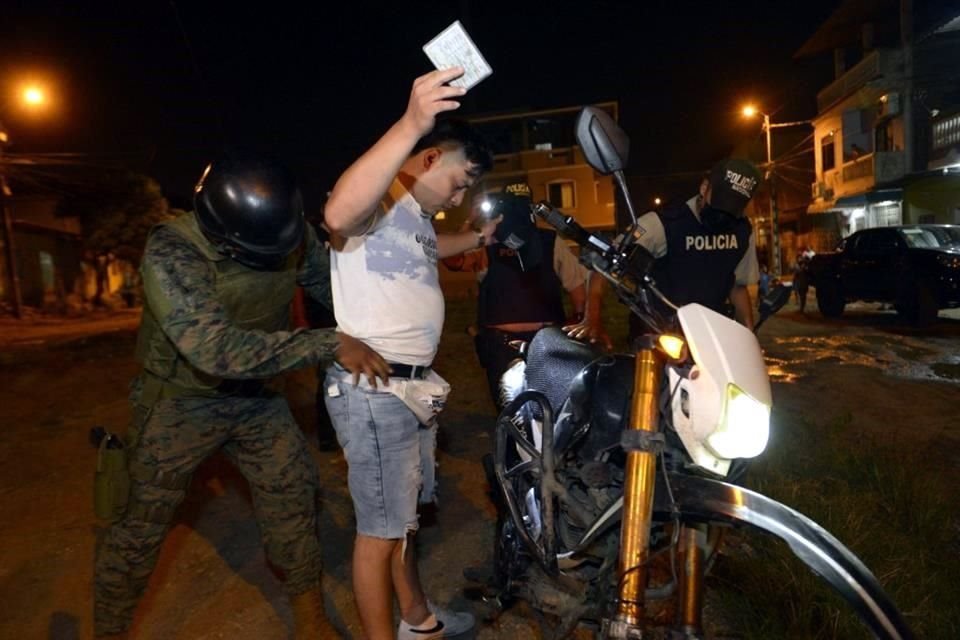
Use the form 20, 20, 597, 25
365, 200, 438, 282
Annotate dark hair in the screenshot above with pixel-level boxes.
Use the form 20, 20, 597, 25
412, 118, 493, 176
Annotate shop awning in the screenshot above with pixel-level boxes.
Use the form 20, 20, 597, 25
808, 187, 903, 213
834, 189, 903, 208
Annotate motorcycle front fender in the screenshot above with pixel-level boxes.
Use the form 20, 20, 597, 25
666, 473, 914, 640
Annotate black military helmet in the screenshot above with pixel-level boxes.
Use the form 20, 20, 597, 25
194, 152, 305, 269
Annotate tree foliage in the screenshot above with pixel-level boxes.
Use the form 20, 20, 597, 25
55, 169, 176, 266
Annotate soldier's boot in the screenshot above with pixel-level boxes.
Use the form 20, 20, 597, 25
290, 586, 339, 638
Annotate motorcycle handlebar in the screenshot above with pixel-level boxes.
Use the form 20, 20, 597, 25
532, 202, 612, 254
532, 201, 669, 332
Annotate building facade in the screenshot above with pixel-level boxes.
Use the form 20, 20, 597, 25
436, 102, 619, 233
799, 0, 960, 241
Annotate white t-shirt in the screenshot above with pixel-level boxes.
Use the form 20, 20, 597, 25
330, 180, 444, 366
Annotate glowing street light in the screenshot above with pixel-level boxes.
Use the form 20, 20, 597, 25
741, 105, 757, 118
22, 86, 46, 106
4, 80, 52, 117
653, 197, 662, 206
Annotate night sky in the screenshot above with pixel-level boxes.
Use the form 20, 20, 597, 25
1, 0, 839, 210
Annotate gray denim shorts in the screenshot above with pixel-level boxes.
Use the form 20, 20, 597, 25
323, 365, 438, 539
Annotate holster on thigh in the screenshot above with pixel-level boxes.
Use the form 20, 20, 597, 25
93, 433, 130, 522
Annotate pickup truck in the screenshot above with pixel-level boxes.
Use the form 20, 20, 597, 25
806, 224, 960, 325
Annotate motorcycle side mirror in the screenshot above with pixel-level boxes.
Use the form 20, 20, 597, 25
575, 106, 629, 175
755, 283, 793, 332
575, 106, 639, 225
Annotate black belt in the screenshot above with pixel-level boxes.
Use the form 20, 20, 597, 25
388, 363, 432, 379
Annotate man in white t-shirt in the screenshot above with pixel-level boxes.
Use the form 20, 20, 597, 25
322, 66, 499, 640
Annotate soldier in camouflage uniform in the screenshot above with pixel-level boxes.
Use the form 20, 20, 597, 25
93, 154, 389, 639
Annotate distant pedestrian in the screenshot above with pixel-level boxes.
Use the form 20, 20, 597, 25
793, 249, 812, 313
758, 264, 771, 299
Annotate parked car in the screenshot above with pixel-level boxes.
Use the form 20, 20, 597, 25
807, 224, 960, 325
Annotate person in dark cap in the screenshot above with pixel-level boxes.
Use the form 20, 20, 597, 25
627, 158, 762, 341
444, 181, 609, 410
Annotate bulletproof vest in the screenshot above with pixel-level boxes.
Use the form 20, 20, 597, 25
478, 229, 567, 326
135, 212, 298, 400
650, 203, 752, 313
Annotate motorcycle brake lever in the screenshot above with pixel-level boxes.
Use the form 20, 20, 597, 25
507, 339, 527, 355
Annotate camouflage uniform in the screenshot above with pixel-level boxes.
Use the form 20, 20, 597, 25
93, 213, 339, 636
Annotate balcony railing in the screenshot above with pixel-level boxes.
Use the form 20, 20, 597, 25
932, 112, 960, 151
841, 155, 874, 182
823, 151, 906, 197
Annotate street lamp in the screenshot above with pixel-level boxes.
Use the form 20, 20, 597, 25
22, 86, 46, 107
1, 81, 53, 318
741, 105, 812, 278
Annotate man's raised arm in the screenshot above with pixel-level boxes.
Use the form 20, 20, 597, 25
324, 67, 466, 236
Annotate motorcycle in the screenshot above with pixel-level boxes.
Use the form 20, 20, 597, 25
471, 107, 913, 639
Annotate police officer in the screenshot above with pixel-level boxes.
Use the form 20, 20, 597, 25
627, 158, 762, 341
445, 182, 608, 410
93, 153, 388, 639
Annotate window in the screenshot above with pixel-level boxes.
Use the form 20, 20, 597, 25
842, 108, 876, 162
861, 229, 901, 252
820, 135, 836, 172
474, 120, 524, 155
872, 202, 901, 227
527, 114, 577, 151
933, 113, 960, 150
875, 118, 896, 153
899, 228, 940, 248
547, 181, 576, 209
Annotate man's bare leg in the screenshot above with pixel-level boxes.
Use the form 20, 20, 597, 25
353, 534, 398, 640
393, 531, 430, 625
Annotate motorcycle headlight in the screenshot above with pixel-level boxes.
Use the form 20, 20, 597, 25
705, 384, 770, 459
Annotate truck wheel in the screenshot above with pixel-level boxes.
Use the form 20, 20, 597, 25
897, 282, 939, 326
816, 280, 845, 318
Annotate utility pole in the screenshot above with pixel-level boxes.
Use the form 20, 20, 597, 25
0, 132, 24, 318
743, 105, 812, 278
762, 114, 783, 279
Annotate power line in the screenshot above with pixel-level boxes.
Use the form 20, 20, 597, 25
776, 172, 814, 190
782, 131, 814, 154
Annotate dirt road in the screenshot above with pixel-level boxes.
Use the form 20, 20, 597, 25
1, 299, 957, 639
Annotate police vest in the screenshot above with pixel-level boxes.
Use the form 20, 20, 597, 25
135, 212, 299, 400
478, 229, 566, 326
650, 203, 752, 313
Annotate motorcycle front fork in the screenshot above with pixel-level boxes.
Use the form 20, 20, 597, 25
606, 340, 705, 639
677, 524, 706, 637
